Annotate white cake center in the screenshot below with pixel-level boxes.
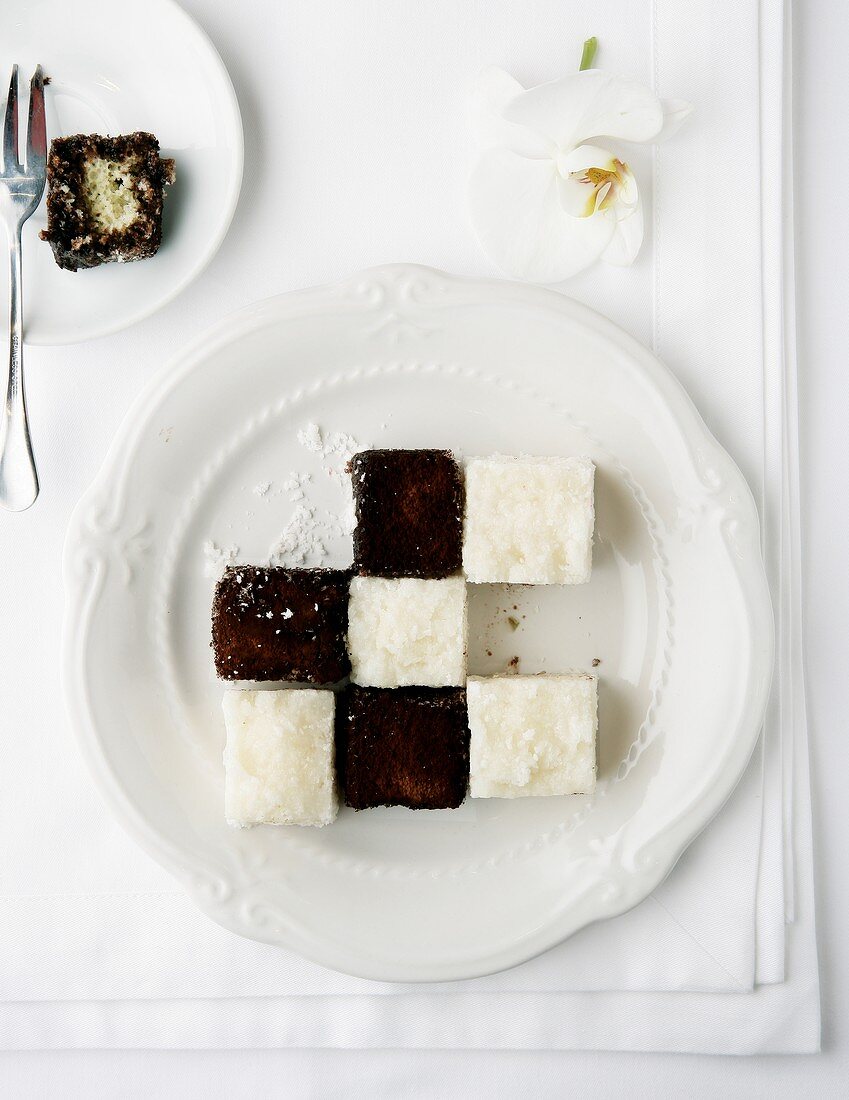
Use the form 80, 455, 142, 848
81, 157, 141, 232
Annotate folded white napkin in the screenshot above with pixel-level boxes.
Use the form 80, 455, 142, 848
0, 0, 817, 1052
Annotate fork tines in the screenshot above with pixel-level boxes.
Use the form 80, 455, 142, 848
2, 64, 46, 179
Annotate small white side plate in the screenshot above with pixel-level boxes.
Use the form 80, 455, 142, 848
62, 265, 773, 981
3, 0, 243, 345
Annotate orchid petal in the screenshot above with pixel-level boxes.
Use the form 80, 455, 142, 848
556, 172, 594, 218
471, 65, 525, 117
655, 98, 694, 142
468, 147, 617, 282
557, 142, 618, 174
601, 194, 644, 266
469, 66, 552, 157
615, 164, 639, 209
502, 70, 664, 149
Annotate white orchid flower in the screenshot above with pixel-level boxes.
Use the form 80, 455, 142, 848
468, 61, 692, 283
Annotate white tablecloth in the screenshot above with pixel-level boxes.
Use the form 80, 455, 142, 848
0, 0, 822, 1069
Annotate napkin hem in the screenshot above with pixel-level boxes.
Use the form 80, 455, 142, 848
0, 985, 820, 1055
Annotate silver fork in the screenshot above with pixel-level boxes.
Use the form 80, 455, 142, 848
0, 65, 45, 511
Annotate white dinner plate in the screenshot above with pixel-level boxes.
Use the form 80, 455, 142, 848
4, 0, 242, 345
62, 265, 773, 981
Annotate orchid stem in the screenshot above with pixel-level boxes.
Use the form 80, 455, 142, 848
579, 37, 598, 71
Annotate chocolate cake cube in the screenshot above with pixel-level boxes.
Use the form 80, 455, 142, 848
40, 133, 175, 271
351, 449, 463, 578
336, 686, 470, 810
212, 566, 350, 684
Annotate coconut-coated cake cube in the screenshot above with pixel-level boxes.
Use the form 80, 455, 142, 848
347, 576, 467, 688
462, 456, 595, 584
468, 674, 597, 798
222, 689, 337, 827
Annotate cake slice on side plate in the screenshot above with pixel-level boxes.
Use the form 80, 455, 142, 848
40, 132, 175, 271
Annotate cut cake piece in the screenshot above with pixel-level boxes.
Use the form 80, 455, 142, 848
212, 566, 350, 684
351, 449, 464, 578
462, 456, 595, 584
223, 689, 337, 827
40, 132, 175, 271
468, 673, 597, 798
346, 575, 467, 687
336, 686, 469, 810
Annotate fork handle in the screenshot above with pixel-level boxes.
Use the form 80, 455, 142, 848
0, 223, 38, 510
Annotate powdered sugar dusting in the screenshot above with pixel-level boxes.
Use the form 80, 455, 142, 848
282, 471, 312, 502
297, 421, 358, 463
267, 504, 326, 566
203, 541, 240, 579
266, 500, 358, 567
296, 422, 361, 489
296, 422, 323, 454
340, 498, 357, 535
203, 422, 367, 576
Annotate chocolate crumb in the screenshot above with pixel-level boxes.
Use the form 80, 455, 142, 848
592, 658, 601, 667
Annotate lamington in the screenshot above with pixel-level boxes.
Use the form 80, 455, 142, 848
351, 449, 464, 578
212, 566, 350, 684
40, 133, 175, 271
223, 689, 337, 827
347, 576, 467, 688
336, 686, 470, 810
467, 673, 597, 798
463, 456, 595, 584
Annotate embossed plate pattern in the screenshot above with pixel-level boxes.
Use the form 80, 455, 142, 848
62, 265, 773, 981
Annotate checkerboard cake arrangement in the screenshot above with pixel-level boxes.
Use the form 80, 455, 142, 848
211, 449, 598, 827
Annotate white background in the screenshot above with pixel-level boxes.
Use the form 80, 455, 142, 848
0, 0, 846, 1094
